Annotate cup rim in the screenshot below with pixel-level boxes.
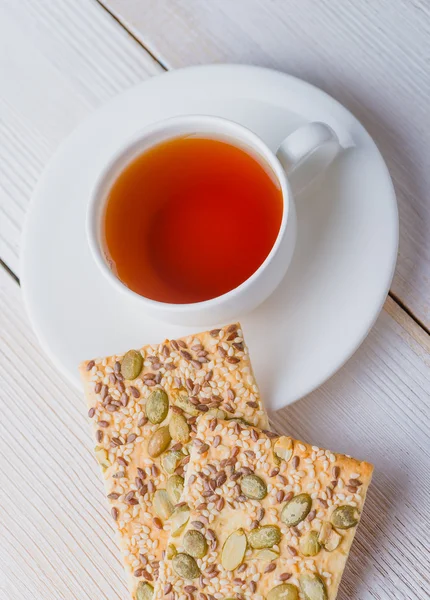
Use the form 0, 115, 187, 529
86, 114, 291, 313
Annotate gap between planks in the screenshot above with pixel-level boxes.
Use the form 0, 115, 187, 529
94, 0, 168, 71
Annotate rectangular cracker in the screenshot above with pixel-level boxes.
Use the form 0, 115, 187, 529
155, 416, 373, 600
79, 324, 268, 600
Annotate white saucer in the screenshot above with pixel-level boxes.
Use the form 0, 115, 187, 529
21, 65, 398, 411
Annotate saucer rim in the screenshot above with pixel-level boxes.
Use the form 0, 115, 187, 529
21, 64, 399, 410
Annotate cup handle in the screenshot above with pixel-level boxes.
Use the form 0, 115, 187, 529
276, 122, 341, 195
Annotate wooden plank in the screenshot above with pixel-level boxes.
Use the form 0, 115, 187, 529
0, 268, 127, 599
0, 266, 429, 599
101, 0, 430, 330
0, 0, 162, 276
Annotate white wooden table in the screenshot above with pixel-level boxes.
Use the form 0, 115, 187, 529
0, 1, 429, 599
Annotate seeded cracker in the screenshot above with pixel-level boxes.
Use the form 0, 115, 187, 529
155, 416, 373, 600
79, 324, 268, 600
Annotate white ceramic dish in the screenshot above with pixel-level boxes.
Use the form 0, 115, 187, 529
21, 64, 398, 411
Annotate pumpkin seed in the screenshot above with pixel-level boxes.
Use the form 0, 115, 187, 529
255, 549, 279, 561
166, 543, 177, 559
172, 391, 200, 417
273, 437, 293, 462
183, 529, 208, 558
172, 553, 200, 579
299, 531, 320, 556
161, 450, 183, 474
167, 474, 184, 504
248, 525, 281, 549
281, 493, 312, 526
331, 505, 359, 529
318, 522, 342, 551
240, 474, 267, 500
136, 581, 154, 600
169, 413, 190, 443
146, 389, 169, 424
267, 583, 299, 600
94, 446, 110, 470
221, 529, 247, 571
147, 426, 171, 458
153, 489, 174, 520
121, 349, 143, 380
170, 504, 190, 537
299, 574, 327, 600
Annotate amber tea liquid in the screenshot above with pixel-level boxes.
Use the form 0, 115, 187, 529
104, 136, 283, 304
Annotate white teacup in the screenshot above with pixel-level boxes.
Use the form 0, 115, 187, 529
87, 115, 341, 325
